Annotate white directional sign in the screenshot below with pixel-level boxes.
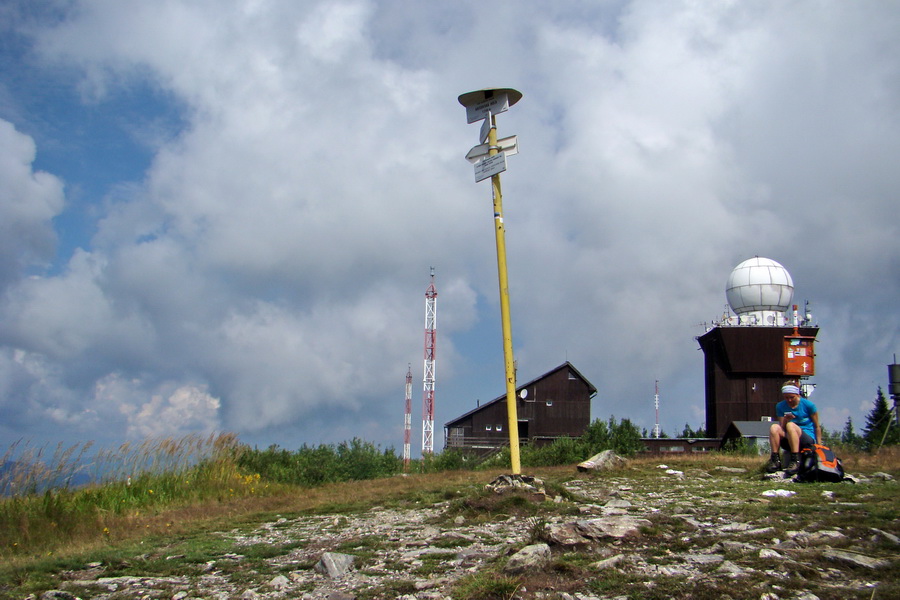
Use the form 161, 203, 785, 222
479, 112, 493, 143
465, 136, 519, 163
465, 92, 509, 124
474, 152, 507, 182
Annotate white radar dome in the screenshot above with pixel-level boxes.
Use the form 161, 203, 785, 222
726, 257, 794, 316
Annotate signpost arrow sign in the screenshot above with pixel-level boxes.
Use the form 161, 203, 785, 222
479, 111, 493, 143
474, 152, 507, 182
465, 136, 519, 163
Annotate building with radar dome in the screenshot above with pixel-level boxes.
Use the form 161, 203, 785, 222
697, 257, 818, 438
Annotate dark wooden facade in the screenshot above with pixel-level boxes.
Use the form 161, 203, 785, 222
444, 362, 597, 452
697, 326, 818, 438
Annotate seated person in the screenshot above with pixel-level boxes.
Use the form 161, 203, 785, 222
766, 380, 821, 475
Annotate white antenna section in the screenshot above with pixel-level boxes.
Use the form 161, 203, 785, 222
403, 364, 412, 469
422, 268, 437, 454
654, 380, 661, 439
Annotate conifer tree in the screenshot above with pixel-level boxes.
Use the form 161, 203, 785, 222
862, 387, 899, 451
840, 417, 863, 450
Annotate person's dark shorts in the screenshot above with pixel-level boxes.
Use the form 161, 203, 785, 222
780, 431, 815, 451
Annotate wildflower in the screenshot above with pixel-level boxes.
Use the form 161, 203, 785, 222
103, 527, 110, 536
148, 489, 154, 494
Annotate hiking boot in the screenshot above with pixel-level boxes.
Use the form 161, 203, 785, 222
784, 459, 800, 476
765, 455, 783, 473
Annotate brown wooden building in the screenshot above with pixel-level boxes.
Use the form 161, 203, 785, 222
697, 326, 818, 438
444, 362, 597, 453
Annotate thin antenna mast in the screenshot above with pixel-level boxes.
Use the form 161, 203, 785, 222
403, 364, 412, 469
422, 268, 437, 454
654, 380, 660, 439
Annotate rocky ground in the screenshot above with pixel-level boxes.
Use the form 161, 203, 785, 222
36, 460, 900, 600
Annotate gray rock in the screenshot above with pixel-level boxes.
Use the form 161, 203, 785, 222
716, 560, 749, 577
503, 543, 551, 574
591, 554, 627, 569
576, 516, 652, 540
268, 574, 290, 590
604, 498, 632, 510
794, 530, 846, 545
546, 522, 588, 546
315, 552, 355, 578
682, 553, 724, 564
871, 528, 900, 545
577, 450, 627, 472
714, 466, 748, 473
40, 592, 78, 600
821, 549, 890, 569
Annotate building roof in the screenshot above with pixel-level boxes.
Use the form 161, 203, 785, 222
722, 420, 774, 439
444, 362, 597, 428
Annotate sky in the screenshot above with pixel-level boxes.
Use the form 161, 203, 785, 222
1, 0, 898, 456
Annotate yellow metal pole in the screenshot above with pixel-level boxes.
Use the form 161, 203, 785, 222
488, 114, 521, 475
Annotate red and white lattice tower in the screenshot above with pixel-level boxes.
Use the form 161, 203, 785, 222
403, 364, 412, 469
422, 267, 437, 455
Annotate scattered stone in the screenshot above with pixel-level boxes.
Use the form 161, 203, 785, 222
545, 522, 586, 547
503, 543, 551, 574
682, 553, 724, 564
761, 489, 796, 497
577, 450, 627, 472
821, 549, 890, 569
40, 592, 77, 600
871, 472, 895, 481
759, 549, 784, 559
576, 516, 652, 540
485, 474, 547, 501
870, 528, 900, 545
714, 466, 747, 474
268, 574, 290, 590
604, 498, 632, 509
716, 560, 748, 577
315, 552, 355, 579
591, 554, 627, 569
714, 540, 758, 554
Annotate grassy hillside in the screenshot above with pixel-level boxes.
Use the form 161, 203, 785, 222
1, 437, 897, 599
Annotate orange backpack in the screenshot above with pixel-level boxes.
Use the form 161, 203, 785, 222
797, 443, 845, 482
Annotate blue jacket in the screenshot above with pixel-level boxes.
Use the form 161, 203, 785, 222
776, 397, 818, 439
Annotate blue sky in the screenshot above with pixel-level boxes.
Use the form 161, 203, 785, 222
1, 1, 898, 455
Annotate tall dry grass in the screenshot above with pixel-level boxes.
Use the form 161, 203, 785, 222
0, 433, 256, 560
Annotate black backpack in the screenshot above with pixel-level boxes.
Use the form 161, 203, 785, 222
796, 443, 845, 483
